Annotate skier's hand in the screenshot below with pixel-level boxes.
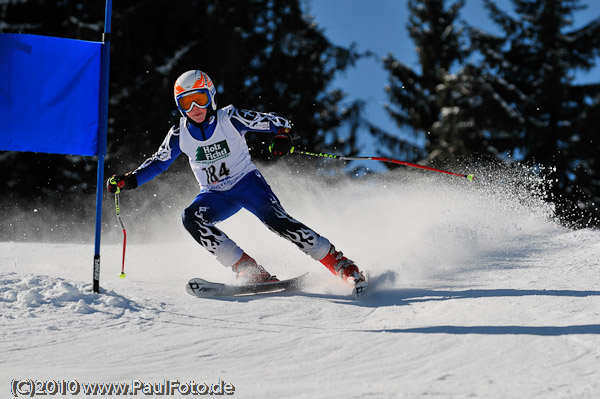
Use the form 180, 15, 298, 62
269, 127, 293, 157
106, 173, 138, 193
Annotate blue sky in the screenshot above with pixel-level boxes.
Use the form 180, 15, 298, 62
308, 0, 600, 160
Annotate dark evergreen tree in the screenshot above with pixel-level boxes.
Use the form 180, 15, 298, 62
468, 0, 600, 224
376, 0, 471, 165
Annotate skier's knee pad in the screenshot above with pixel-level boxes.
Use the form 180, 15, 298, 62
264, 204, 330, 260
181, 206, 219, 247
181, 206, 243, 266
182, 206, 200, 233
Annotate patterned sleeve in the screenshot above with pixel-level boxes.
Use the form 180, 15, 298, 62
132, 126, 182, 186
228, 106, 291, 136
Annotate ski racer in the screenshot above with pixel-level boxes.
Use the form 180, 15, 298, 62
106, 70, 367, 293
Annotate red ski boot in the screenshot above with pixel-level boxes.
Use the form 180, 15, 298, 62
319, 245, 367, 295
232, 253, 279, 284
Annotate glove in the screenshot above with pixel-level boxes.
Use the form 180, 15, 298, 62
106, 173, 138, 193
269, 127, 293, 157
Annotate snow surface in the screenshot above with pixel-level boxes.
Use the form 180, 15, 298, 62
2, 164, 600, 398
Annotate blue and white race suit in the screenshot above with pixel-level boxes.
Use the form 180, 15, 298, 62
132, 105, 331, 267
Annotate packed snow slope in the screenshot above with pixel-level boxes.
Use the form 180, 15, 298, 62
2, 163, 600, 398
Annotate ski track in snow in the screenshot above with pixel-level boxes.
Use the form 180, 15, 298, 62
2, 166, 600, 398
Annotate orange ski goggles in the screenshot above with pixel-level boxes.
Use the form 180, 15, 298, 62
176, 89, 211, 112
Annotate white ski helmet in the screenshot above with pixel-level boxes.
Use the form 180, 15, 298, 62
173, 70, 217, 116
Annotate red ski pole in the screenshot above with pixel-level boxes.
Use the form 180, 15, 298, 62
114, 188, 127, 278
290, 148, 474, 181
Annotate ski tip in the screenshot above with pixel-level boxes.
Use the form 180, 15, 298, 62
352, 282, 368, 298
351, 272, 368, 298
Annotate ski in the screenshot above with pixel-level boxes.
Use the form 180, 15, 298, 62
353, 279, 368, 298
186, 273, 309, 298
351, 271, 369, 298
